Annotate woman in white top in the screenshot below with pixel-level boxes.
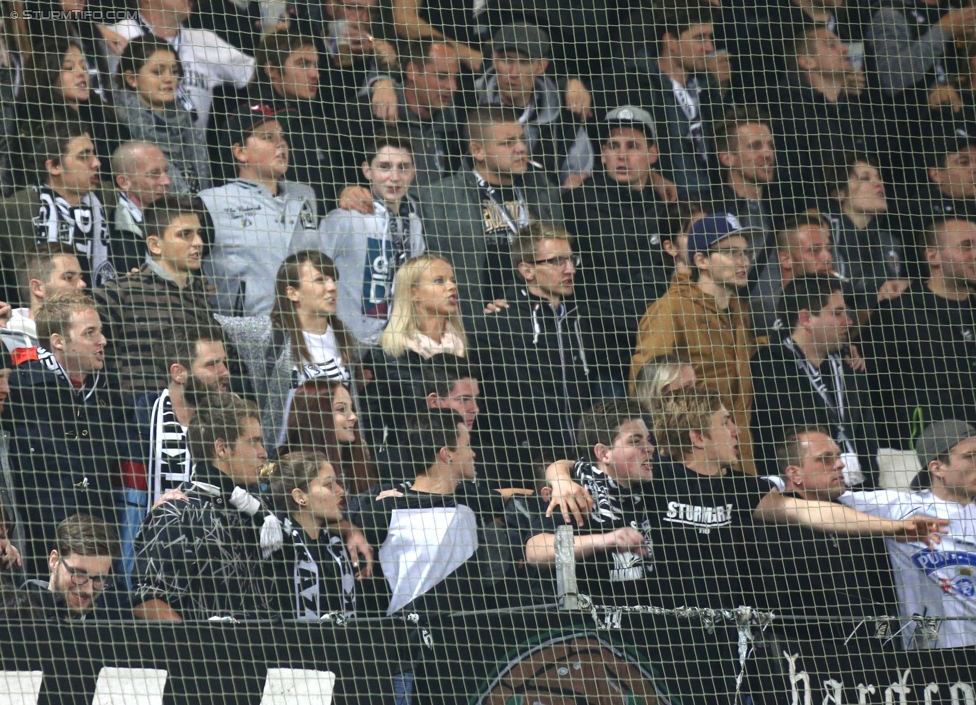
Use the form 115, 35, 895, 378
217, 249, 354, 450
361, 254, 469, 480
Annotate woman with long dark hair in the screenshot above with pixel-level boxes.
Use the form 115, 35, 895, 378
114, 36, 211, 193
217, 249, 354, 451
18, 36, 127, 180
281, 379, 377, 494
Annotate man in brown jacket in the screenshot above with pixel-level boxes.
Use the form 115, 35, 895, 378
630, 212, 761, 473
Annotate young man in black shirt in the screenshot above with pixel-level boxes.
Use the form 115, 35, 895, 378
521, 398, 655, 605
861, 217, 976, 448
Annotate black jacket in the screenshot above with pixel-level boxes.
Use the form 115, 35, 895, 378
5, 348, 130, 576
750, 337, 880, 484
562, 171, 670, 381
474, 286, 596, 484
360, 347, 431, 482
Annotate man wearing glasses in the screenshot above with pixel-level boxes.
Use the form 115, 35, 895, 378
630, 212, 761, 474
474, 221, 595, 485
22, 513, 119, 620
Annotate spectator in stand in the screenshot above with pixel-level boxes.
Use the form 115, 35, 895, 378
631, 213, 761, 474
217, 250, 353, 451
0, 364, 23, 574
647, 389, 943, 702
419, 353, 481, 432
304, 0, 399, 85
750, 213, 835, 336
109, 142, 173, 274
420, 106, 564, 329
18, 37, 128, 176
751, 275, 879, 485
110, 0, 256, 129
0, 17, 22, 197
839, 420, 976, 649
475, 222, 595, 484
298, 129, 426, 354
114, 36, 212, 195
633, 352, 697, 414
753, 428, 896, 660
1, 244, 87, 353
234, 28, 366, 209
93, 195, 216, 396
123, 326, 230, 579
861, 218, 976, 449
823, 153, 910, 310
901, 130, 976, 240
865, 0, 976, 98
360, 255, 467, 481
473, 24, 593, 188
521, 399, 655, 605
765, 27, 875, 212
710, 106, 778, 273
596, 0, 717, 201
563, 106, 671, 387
201, 102, 318, 317
368, 40, 464, 187
268, 451, 358, 620
0, 120, 116, 296
281, 379, 377, 494
20, 514, 121, 620
131, 392, 278, 621
719, 0, 865, 97
5, 291, 125, 577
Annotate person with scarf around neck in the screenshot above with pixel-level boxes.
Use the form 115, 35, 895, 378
114, 36, 212, 195
360, 254, 468, 483
267, 451, 359, 621
216, 250, 353, 453
0, 118, 119, 305
4, 291, 131, 579
132, 393, 280, 621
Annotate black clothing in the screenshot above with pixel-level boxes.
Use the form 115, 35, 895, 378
827, 212, 907, 311
562, 171, 670, 382
346, 480, 510, 616
5, 347, 127, 577
646, 459, 772, 610
273, 519, 356, 620
131, 461, 275, 620
860, 281, 976, 448
751, 508, 896, 650
474, 286, 596, 483
763, 76, 880, 213
750, 336, 880, 485
359, 348, 429, 481
511, 459, 654, 605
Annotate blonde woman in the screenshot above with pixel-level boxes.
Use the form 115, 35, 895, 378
362, 254, 469, 480
633, 352, 697, 414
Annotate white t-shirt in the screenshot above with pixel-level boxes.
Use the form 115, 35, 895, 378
299, 327, 349, 382
110, 19, 255, 128
838, 489, 976, 649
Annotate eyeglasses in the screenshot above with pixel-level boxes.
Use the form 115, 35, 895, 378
59, 556, 111, 589
533, 255, 581, 269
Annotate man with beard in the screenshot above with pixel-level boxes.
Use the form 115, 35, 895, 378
115, 325, 232, 581
94, 195, 216, 396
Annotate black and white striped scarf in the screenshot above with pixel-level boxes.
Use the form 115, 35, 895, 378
283, 517, 356, 621
147, 388, 192, 508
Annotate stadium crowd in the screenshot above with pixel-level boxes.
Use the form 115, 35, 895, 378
0, 0, 974, 700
